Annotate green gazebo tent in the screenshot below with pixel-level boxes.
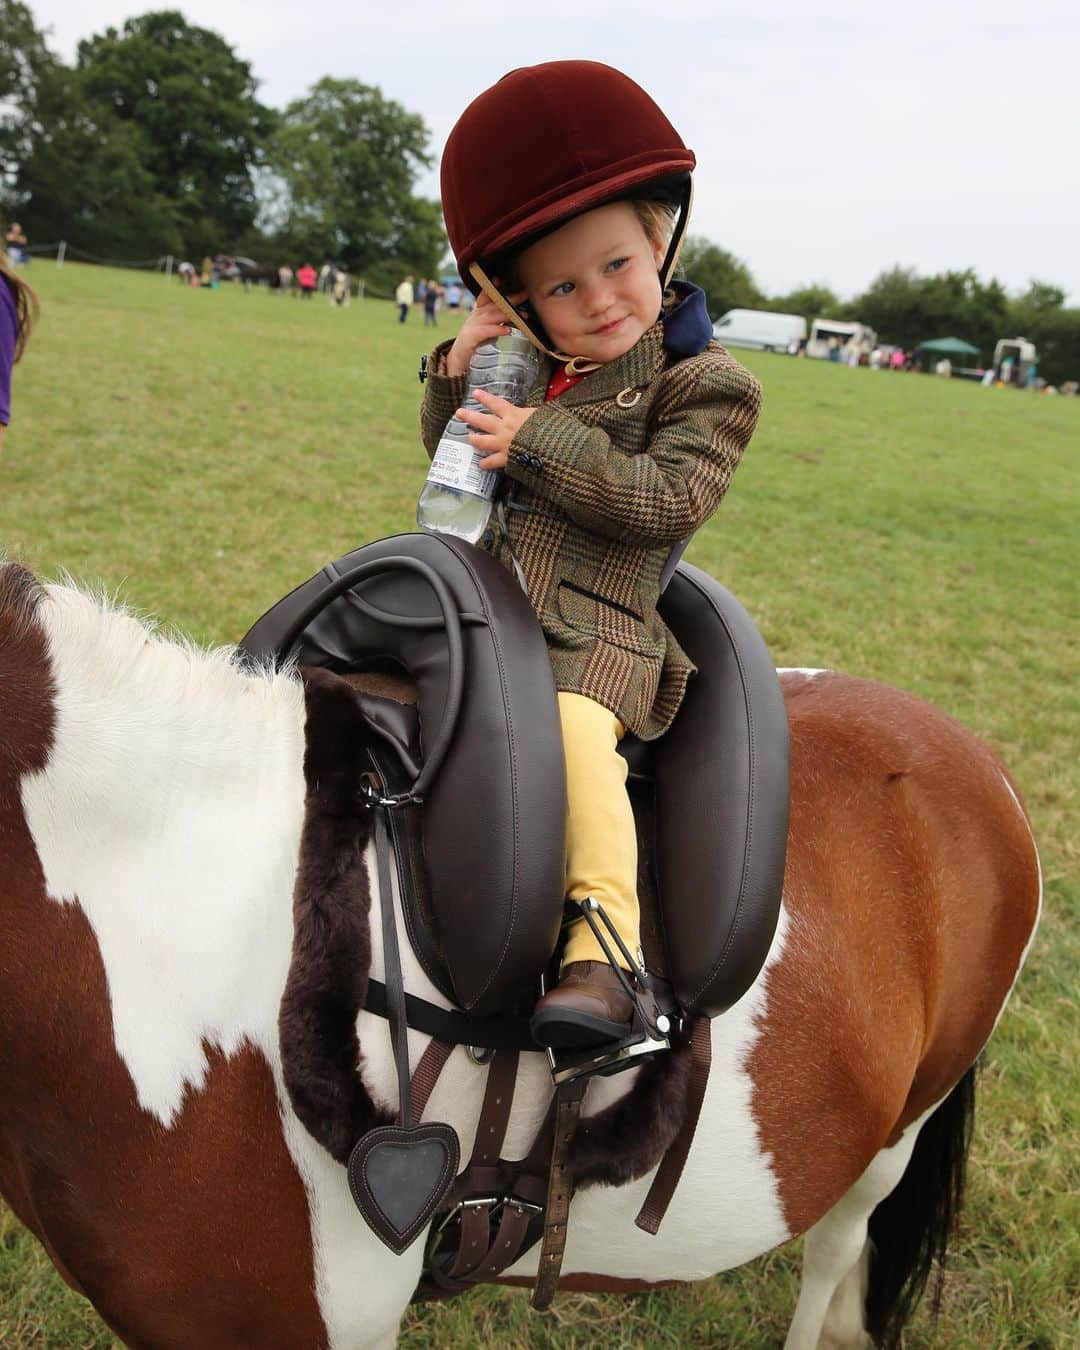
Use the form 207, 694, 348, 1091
919, 337, 981, 356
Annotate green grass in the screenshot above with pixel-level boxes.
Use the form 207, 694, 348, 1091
1, 264, 1076, 1347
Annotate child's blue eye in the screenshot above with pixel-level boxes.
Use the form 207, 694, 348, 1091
606, 257, 630, 272
551, 281, 574, 297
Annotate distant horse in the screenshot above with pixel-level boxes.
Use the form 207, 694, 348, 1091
0, 564, 1040, 1349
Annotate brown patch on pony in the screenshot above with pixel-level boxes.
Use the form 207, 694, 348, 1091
0, 561, 54, 781
278, 667, 391, 1164
0, 792, 327, 1345
747, 673, 1040, 1235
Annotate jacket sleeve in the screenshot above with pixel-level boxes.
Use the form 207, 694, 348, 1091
419, 340, 467, 460
503, 355, 762, 547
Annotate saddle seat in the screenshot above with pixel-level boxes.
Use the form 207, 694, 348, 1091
239, 532, 789, 1021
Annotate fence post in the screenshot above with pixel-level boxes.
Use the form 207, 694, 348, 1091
165, 254, 174, 281
57, 241, 66, 268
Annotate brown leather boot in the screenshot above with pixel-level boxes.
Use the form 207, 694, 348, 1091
530, 961, 635, 1049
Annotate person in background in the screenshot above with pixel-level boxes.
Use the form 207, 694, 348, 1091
296, 263, 318, 299
3, 222, 29, 265
423, 279, 439, 327
395, 274, 414, 322
278, 263, 294, 296
0, 248, 37, 453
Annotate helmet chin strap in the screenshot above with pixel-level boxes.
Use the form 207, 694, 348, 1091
468, 176, 695, 377
467, 262, 595, 373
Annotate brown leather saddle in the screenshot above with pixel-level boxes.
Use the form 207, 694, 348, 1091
239, 530, 789, 1025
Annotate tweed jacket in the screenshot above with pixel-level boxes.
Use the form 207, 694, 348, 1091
419, 315, 762, 740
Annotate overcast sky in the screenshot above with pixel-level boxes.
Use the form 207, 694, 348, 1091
30, 0, 1080, 304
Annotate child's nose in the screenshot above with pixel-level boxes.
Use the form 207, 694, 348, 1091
582, 279, 614, 315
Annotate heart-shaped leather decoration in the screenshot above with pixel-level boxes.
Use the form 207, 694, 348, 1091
347, 1122, 460, 1255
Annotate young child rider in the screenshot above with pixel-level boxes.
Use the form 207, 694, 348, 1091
419, 61, 763, 1055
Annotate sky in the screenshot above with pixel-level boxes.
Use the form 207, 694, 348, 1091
29, 0, 1080, 304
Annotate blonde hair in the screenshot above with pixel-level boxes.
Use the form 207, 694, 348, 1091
630, 198, 678, 252
0, 250, 38, 362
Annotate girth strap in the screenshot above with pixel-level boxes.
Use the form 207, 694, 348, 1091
448, 1051, 520, 1281
362, 979, 537, 1052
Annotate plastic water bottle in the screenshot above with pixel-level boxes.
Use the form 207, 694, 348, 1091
417, 331, 541, 543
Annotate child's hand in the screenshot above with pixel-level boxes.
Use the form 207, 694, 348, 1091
445, 290, 528, 378
456, 389, 537, 469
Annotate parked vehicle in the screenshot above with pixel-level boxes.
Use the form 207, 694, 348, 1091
711, 309, 807, 352
806, 318, 877, 360
992, 336, 1038, 385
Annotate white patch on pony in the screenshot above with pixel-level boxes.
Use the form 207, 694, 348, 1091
22, 584, 307, 1123
778, 667, 830, 679
20, 582, 420, 1348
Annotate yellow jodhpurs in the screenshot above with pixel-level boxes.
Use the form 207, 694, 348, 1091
558, 692, 641, 970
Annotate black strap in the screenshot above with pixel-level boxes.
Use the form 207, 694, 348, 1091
362, 980, 538, 1052
372, 805, 414, 1126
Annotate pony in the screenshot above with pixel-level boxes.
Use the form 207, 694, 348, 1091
0, 562, 1040, 1348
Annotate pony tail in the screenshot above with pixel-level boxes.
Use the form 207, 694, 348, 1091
865, 1063, 977, 1348
0, 252, 39, 362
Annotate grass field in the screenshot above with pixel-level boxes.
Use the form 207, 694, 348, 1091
0, 263, 1076, 1348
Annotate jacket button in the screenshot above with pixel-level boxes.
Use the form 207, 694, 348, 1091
520, 452, 543, 472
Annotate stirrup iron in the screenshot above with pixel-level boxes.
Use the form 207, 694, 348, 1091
542, 898, 678, 1086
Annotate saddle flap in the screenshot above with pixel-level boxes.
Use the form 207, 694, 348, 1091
652, 563, 789, 1015
240, 533, 566, 1016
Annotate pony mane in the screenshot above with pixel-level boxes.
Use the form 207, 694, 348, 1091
40, 572, 298, 718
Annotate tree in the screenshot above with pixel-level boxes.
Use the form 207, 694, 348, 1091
677, 237, 762, 319
765, 284, 843, 324
1018, 281, 1067, 315
0, 0, 57, 185
75, 11, 275, 254
12, 68, 183, 257
1009, 283, 1079, 385
269, 77, 444, 284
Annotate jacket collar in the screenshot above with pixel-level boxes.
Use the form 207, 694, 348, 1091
529, 323, 668, 409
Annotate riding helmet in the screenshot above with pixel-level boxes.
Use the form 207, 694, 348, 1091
441, 61, 696, 296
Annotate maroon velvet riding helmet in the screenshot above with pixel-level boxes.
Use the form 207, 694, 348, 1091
441, 61, 696, 296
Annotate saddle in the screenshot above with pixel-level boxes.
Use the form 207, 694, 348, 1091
240, 531, 789, 1021
239, 532, 789, 1299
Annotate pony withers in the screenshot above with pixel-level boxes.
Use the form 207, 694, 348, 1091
239, 531, 788, 1282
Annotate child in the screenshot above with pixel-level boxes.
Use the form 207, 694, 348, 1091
420, 62, 762, 1053
0, 246, 37, 453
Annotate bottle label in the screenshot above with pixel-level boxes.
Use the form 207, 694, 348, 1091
427, 436, 500, 500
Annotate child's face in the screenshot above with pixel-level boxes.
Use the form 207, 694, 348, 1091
516, 202, 666, 364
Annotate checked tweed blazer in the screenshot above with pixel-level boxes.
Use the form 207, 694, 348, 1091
420, 321, 762, 740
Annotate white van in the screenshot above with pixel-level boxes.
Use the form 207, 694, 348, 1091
711, 309, 807, 352
806, 318, 877, 360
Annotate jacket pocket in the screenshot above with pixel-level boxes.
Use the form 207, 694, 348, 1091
555, 580, 661, 656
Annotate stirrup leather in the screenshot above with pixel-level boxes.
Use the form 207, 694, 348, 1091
542, 898, 678, 1086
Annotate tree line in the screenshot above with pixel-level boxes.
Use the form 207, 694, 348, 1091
2, 2, 1076, 382
0, 4, 445, 293
680, 246, 1078, 388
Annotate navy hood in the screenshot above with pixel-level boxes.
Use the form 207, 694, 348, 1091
661, 280, 713, 358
